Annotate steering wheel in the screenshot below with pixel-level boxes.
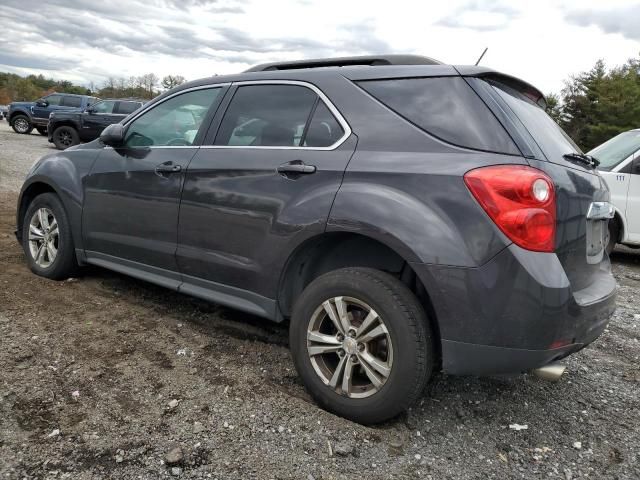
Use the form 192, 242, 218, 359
166, 138, 189, 146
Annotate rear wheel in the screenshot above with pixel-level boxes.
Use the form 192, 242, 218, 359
52, 126, 79, 150
36, 126, 48, 136
606, 218, 619, 256
290, 267, 434, 424
12, 115, 33, 134
22, 193, 78, 280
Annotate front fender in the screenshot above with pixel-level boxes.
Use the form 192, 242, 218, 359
18, 149, 101, 252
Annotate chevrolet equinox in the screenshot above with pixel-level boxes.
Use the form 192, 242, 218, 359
16, 55, 617, 424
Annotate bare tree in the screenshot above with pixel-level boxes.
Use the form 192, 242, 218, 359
161, 75, 186, 90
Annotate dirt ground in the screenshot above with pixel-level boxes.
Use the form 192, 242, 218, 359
0, 121, 639, 479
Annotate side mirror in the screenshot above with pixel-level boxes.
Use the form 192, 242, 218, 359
85, 106, 95, 114
100, 123, 125, 147
36, 100, 48, 107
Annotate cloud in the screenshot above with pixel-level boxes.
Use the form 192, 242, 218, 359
564, 4, 640, 41
0, 0, 392, 85
436, 1, 520, 31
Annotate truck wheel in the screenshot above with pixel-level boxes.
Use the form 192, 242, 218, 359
36, 126, 48, 136
290, 267, 434, 424
12, 115, 33, 134
22, 193, 78, 280
52, 126, 80, 150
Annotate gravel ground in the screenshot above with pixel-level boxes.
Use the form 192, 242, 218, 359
0, 120, 639, 479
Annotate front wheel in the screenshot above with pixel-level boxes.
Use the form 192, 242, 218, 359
12, 114, 33, 134
36, 126, 48, 136
52, 125, 80, 150
290, 267, 434, 424
22, 193, 78, 280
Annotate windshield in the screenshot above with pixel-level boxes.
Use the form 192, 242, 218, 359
489, 81, 582, 160
588, 130, 640, 171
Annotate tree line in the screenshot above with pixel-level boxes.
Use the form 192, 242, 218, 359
545, 55, 640, 152
0, 72, 186, 104
2, 56, 639, 152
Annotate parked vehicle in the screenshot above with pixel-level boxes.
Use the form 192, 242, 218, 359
15, 55, 617, 424
7, 93, 99, 135
589, 129, 640, 253
0, 105, 8, 120
48, 99, 144, 150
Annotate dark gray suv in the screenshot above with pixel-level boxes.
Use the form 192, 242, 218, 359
15, 55, 617, 424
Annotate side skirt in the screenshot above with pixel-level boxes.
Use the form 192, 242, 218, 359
83, 251, 278, 321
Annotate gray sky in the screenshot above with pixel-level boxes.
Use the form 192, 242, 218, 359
1, 0, 639, 94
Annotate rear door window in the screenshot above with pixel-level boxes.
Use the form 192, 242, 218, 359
62, 96, 82, 107
215, 84, 318, 147
116, 101, 142, 115
358, 77, 519, 154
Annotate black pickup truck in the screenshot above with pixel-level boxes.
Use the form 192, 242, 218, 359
48, 98, 144, 149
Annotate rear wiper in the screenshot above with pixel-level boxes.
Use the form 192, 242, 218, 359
563, 152, 600, 168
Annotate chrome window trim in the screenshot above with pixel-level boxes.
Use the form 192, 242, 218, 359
122, 83, 231, 128
201, 79, 352, 151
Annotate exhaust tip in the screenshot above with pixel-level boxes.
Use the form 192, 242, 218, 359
532, 362, 566, 382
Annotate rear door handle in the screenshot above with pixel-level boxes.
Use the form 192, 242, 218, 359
277, 162, 316, 175
155, 163, 182, 174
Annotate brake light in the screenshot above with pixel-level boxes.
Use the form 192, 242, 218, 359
464, 165, 556, 252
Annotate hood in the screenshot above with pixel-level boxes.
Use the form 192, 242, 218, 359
9, 101, 35, 109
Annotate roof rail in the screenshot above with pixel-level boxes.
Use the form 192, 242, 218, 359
245, 54, 443, 72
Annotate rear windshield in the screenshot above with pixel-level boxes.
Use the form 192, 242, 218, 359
490, 81, 581, 160
588, 130, 640, 171
358, 77, 519, 154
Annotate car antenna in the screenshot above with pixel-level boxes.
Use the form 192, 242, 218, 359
475, 47, 488, 66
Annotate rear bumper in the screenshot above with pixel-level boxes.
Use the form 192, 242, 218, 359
413, 244, 616, 375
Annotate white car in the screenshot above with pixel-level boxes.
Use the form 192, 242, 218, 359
589, 129, 640, 253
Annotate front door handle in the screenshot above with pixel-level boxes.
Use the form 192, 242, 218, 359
277, 161, 316, 175
155, 162, 182, 174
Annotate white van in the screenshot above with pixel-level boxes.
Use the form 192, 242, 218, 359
589, 129, 640, 253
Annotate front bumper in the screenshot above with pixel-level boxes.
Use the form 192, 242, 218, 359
413, 244, 616, 375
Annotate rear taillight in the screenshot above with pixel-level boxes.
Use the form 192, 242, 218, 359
464, 165, 556, 252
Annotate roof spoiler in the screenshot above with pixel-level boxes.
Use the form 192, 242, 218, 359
245, 55, 443, 72
454, 66, 547, 109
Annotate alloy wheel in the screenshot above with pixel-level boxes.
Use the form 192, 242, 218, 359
306, 296, 393, 398
14, 118, 29, 133
28, 208, 59, 268
56, 129, 73, 147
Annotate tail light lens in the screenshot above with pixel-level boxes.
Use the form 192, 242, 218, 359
464, 165, 556, 252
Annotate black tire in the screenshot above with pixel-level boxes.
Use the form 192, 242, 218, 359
36, 126, 48, 136
290, 267, 434, 424
11, 114, 33, 134
606, 218, 619, 256
22, 193, 78, 280
52, 125, 79, 150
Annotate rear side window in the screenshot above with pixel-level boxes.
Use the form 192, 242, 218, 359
116, 101, 141, 115
303, 102, 345, 147
62, 96, 82, 107
358, 77, 519, 154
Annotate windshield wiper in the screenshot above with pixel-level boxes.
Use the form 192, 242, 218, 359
563, 152, 600, 168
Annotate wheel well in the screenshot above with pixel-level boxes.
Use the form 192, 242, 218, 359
278, 232, 441, 361
51, 121, 77, 131
9, 111, 29, 124
611, 211, 623, 243
16, 183, 57, 241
